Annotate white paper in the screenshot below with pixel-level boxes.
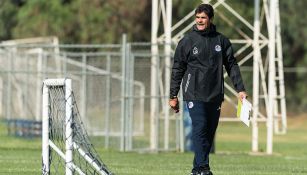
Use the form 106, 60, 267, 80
240, 98, 252, 127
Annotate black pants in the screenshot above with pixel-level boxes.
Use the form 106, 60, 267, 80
186, 101, 221, 171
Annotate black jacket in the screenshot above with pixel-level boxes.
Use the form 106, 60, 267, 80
170, 24, 245, 102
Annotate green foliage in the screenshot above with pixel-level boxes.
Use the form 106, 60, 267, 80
279, 0, 307, 111
13, 0, 74, 42
0, 1, 18, 40
4, 0, 150, 43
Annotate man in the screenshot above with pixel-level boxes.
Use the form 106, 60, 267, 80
169, 4, 247, 175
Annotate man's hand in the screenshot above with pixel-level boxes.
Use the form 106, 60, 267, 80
238, 91, 248, 102
169, 97, 179, 113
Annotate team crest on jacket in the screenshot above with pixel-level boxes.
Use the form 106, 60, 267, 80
192, 47, 198, 55
188, 101, 194, 109
215, 45, 221, 52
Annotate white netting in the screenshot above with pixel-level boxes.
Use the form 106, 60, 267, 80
44, 83, 112, 175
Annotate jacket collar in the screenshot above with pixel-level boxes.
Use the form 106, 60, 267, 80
192, 24, 216, 36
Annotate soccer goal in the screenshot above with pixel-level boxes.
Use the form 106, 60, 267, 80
42, 78, 112, 175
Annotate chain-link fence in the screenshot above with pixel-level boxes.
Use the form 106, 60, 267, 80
0, 38, 183, 152
1, 37, 303, 152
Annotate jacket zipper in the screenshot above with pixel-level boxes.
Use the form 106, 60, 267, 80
185, 73, 191, 93
206, 38, 212, 65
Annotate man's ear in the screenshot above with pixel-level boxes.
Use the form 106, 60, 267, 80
210, 17, 214, 23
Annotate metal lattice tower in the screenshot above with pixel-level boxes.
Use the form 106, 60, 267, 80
151, 0, 287, 154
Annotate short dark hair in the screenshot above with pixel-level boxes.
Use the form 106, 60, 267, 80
195, 4, 214, 19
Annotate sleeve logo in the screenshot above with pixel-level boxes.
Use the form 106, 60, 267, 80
188, 101, 194, 108
192, 47, 199, 55
215, 45, 221, 52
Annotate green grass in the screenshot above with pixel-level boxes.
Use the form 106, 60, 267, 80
1, 116, 307, 175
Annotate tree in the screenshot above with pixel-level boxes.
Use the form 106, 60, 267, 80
11, 0, 150, 44
12, 0, 75, 43
279, 0, 307, 111
0, 1, 18, 40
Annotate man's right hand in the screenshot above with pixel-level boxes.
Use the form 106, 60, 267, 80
169, 97, 179, 113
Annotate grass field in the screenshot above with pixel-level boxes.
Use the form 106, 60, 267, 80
0, 115, 307, 175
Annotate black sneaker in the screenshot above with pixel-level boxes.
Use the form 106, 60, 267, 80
199, 165, 212, 175
190, 169, 199, 175
199, 170, 213, 175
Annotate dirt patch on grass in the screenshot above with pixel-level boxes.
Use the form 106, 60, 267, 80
287, 113, 307, 129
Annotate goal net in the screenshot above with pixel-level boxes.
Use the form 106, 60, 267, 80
42, 78, 112, 175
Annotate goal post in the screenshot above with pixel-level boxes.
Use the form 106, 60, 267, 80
42, 78, 112, 175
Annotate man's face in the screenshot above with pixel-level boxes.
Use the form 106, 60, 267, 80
195, 12, 211, 31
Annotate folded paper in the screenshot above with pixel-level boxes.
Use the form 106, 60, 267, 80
237, 98, 252, 127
